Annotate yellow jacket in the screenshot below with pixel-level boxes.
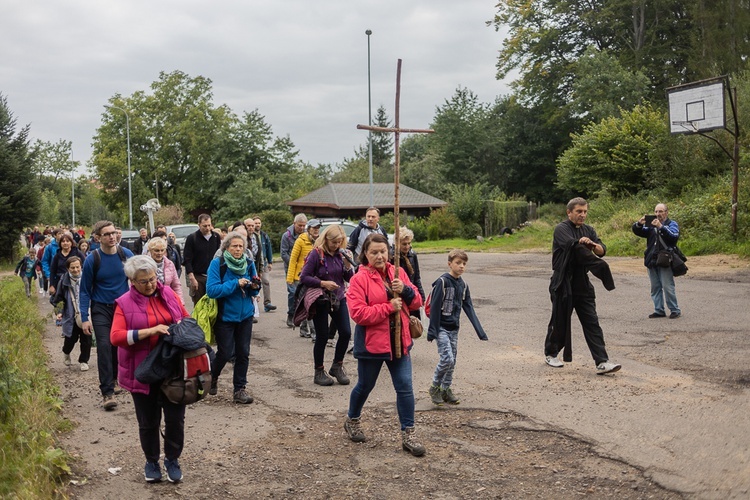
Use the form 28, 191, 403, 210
286, 233, 314, 283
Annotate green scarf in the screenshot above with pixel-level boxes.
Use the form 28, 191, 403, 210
223, 250, 248, 276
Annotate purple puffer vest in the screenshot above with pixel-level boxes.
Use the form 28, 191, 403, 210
115, 282, 184, 394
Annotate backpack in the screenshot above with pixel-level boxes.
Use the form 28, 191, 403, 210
91, 247, 128, 289
160, 346, 212, 405
424, 277, 466, 318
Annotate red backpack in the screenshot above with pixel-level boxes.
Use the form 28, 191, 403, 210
424, 278, 445, 318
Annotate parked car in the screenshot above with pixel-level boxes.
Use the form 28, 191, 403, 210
166, 224, 199, 248
120, 230, 140, 245
319, 218, 358, 238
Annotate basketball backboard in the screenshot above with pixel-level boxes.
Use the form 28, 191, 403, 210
667, 78, 726, 134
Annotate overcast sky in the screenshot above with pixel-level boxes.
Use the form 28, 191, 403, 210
1, 0, 511, 173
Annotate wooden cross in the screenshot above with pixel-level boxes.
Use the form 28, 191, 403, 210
357, 59, 434, 357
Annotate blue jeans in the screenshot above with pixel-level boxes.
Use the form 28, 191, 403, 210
348, 355, 415, 430
211, 318, 253, 392
432, 328, 459, 388
648, 266, 680, 315
286, 281, 297, 316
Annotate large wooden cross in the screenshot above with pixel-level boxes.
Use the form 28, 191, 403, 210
357, 59, 434, 357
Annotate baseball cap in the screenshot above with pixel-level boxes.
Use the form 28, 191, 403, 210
307, 219, 322, 229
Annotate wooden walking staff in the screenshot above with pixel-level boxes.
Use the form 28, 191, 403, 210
357, 59, 434, 358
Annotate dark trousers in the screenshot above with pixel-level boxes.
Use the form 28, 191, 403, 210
91, 301, 118, 396
211, 318, 253, 392
62, 324, 92, 363
311, 297, 351, 368
131, 386, 185, 463
545, 294, 609, 365
190, 274, 208, 306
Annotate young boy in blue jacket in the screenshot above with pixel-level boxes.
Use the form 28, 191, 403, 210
426, 249, 488, 405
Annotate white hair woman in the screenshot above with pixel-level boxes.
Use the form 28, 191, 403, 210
205, 232, 260, 404
147, 237, 183, 300
110, 255, 191, 483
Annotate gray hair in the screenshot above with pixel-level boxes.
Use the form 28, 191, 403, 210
293, 213, 308, 224
566, 197, 588, 211
399, 226, 414, 241
124, 255, 157, 280
221, 231, 247, 251
147, 237, 166, 251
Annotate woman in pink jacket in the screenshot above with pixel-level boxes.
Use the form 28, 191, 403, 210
344, 233, 425, 456
147, 236, 183, 301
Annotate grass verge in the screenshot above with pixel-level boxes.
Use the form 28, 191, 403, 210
0, 276, 71, 498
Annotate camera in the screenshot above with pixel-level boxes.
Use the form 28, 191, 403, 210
250, 276, 263, 289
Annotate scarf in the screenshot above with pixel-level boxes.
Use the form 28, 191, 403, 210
223, 250, 247, 275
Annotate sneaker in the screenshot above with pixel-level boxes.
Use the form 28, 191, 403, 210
102, 393, 117, 411
314, 367, 334, 386
209, 377, 218, 396
669, 312, 681, 319
63, 353, 72, 366
545, 355, 564, 368
286, 315, 294, 328
401, 427, 426, 457
648, 312, 666, 318
233, 388, 254, 404
264, 304, 277, 312
344, 416, 366, 442
429, 384, 444, 406
328, 362, 350, 385
144, 461, 162, 483
442, 386, 460, 405
80, 362, 89, 371
113, 381, 123, 395
164, 458, 183, 483
596, 361, 622, 374
299, 322, 311, 338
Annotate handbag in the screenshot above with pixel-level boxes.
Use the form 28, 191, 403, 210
657, 234, 688, 276
656, 250, 673, 268
409, 316, 424, 339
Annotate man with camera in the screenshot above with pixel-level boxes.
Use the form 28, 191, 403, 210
632, 203, 682, 319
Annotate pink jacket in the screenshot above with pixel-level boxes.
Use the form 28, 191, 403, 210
346, 263, 422, 359
160, 257, 183, 301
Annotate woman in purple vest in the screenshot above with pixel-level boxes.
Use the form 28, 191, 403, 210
110, 255, 190, 484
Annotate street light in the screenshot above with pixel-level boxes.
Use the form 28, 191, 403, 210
70, 150, 75, 227
366, 29, 374, 207
105, 104, 133, 229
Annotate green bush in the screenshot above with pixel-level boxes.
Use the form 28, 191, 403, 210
461, 222, 483, 239
425, 208, 461, 240
407, 218, 429, 242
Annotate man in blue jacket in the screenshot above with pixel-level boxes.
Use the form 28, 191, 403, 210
632, 203, 681, 319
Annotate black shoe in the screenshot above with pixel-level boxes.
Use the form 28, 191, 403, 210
648, 312, 666, 318
669, 312, 681, 319
264, 304, 277, 312
286, 315, 294, 328
209, 377, 218, 396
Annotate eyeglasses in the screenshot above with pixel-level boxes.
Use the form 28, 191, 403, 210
100, 231, 117, 238
135, 276, 157, 286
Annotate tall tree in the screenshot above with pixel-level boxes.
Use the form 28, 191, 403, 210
0, 94, 39, 260
31, 139, 77, 192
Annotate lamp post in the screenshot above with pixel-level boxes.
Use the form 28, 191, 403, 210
366, 29, 374, 207
105, 105, 133, 229
70, 150, 75, 227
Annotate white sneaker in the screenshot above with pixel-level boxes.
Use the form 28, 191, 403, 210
80, 362, 89, 371
545, 355, 564, 368
63, 354, 72, 366
596, 361, 621, 374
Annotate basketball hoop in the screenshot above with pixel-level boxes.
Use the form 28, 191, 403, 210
671, 120, 699, 133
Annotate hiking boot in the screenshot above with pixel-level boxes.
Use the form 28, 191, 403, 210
233, 388, 254, 404
669, 312, 681, 319
314, 367, 334, 386
63, 353, 72, 366
164, 458, 183, 483
102, 394, 117, 411
264, 304, 277, 312
299, 321, 311, 338
80, 362, 89, 371
545, 355, 564, 368
596, 361, 622, 375
442, 386, 460, 405
209, 377, 218, 396
144, 461, 162, 483
286, 314, 294, 328
402, 427, 426, 456
328, 362, 350, 385
344, 416, 366, 442
429, 384, 444, 406
113, 381, 123, 395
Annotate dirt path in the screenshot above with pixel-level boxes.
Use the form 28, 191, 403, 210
44, 253, 750, 499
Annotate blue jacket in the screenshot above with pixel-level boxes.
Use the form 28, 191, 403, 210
259, 230, 273, 266
632, 218, 679, 268
206, 256, 259, 323
426, 273, 488, 342
41, 238, 59, 278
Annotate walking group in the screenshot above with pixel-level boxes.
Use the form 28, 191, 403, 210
18, 196, 682, 483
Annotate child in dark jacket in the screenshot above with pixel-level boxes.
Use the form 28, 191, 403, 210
426, 249, 488, 405
50, 256, 91, 370
15, 249, 38, 298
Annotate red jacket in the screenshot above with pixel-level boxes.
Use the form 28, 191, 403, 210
346, 263, 422, 359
